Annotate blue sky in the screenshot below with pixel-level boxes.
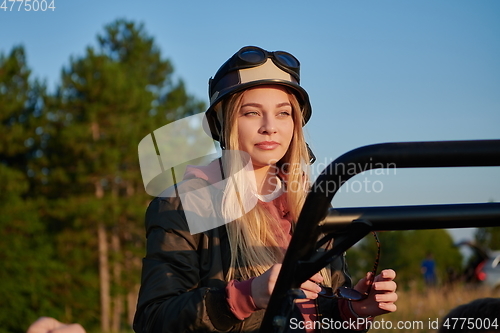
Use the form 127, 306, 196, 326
1, 0, 499, 243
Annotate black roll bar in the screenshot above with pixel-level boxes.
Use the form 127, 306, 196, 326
259, 140, 500, 333
322, 203, 500, 232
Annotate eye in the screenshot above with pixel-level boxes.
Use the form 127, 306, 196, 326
278, 110, 291, 117
243, 111, 260, 116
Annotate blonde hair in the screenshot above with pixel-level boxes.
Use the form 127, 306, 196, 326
219, 87, 331, 285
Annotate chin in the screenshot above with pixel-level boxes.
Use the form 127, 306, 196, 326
251, 161, 273, 169
251, 157, 284, 169
247, 150, 287, 169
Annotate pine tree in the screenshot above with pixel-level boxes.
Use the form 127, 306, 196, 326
1, 21, 209, 332
0, 46, 63, 333
53, 19, 206, 331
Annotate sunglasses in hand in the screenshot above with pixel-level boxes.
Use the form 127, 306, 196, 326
318, 231, 380, 301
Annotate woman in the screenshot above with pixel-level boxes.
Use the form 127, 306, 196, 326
133, 46, 397, 333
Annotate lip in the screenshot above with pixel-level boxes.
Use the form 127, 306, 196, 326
255, 141, 280, 150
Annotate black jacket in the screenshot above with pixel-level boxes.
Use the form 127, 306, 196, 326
133, 178, 366, 333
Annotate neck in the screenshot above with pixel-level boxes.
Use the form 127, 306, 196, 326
252, 164, 278, 195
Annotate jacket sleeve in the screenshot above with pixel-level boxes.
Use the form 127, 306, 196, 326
133, 194, 244, 333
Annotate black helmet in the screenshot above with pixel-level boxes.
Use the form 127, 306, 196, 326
205, 46, 312, 142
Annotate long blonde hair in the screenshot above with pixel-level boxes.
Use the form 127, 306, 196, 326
218, 87, 330, 284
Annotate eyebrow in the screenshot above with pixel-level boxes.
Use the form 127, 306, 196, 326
240, 102, 292, 108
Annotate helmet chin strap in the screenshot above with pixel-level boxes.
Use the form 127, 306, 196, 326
214, 105, 226, 150
306, 143, 316, 164
220, 135, 226, 150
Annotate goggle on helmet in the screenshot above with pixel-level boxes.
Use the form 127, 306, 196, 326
205, 46, 312, 143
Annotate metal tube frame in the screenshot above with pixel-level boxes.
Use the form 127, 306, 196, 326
259, 139, 500, 333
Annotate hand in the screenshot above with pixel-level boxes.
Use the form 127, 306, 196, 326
26, 317, 86, 333
350, 269, 398, 318
251, 263, 324, 309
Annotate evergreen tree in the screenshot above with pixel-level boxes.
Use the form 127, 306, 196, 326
1, 20, 211, 333
0, 46, 62, 333
53, 19, 206, 331
0, 46, 50, 193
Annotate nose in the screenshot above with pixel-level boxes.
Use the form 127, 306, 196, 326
258, 114, 277, 135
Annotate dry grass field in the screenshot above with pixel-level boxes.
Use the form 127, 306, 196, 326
369, 284, 499, 333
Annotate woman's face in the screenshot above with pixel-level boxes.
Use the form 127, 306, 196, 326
237, 85, 294, 169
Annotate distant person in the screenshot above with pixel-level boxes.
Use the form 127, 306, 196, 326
438, 298, 500, 333
26, 317, 86, 333
421, 252, 437, 286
